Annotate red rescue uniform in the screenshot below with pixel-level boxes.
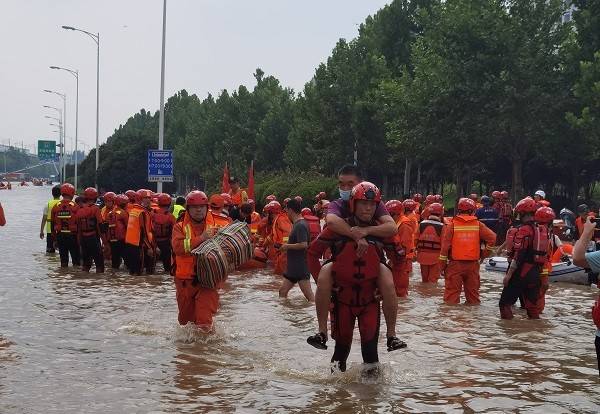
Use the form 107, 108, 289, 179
152, 208, 177, 273
51, 199, 80, 267
416, 219, 444, 283
76, 203, 104, 273
390, 215, 415, 297
107, 206, 129, 269
271, 212, 292, 275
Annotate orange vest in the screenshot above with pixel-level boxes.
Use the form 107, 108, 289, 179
395, 215, 415, 259
450, 215, 481, 260
272, 213, 292, 246
206, 210, 232, 232
417, 219, 444, 265
174, 213, 202, 279
230, 188, 247, 207
249, 211, 261, 236
125, 205, 153, 247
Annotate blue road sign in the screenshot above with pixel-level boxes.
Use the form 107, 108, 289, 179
148, 149, 173, 182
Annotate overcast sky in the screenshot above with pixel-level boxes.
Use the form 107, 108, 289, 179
0, 0, 391, 155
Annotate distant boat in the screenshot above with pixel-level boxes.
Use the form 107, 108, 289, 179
485, 256, 588, 285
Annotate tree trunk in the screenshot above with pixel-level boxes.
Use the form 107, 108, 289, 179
382, 174, 389, 199
455, 167, 463, 199
511, 156, 524, 202
416, 163, 421, 194
403, 158, 411, 197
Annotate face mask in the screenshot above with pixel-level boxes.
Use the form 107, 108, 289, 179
339, 189, 351, 201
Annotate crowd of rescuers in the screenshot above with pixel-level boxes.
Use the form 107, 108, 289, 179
39, 167, 600, 372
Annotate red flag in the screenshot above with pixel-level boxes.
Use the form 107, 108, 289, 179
247, 160, 255, 200
221, 162, 231, 194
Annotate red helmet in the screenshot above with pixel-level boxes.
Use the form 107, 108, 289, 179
116, 194, 129, 207
469, 193, 478, 201
137, 189, 153, 200
103, 192, 116, 203
84, 187, 99, 200
413, 193, 423, 202
209, 194, 225, 209
491, 191, 501, 199
283, 197, 291, 207
457, 197, 477, 212
429, 202, 444, 216
60, 183, 75, 198
265, 194, 277, 203
535, 206, 555, 224
315, 191, 327, 201
301, 207, 312, 217
385, 199, 403, 215
294, 195, 303, 203
220, 193, 233, 206
266, 200, 282, 214
434, 194, 443, 203
349, 181, 381, 213
125, 190, 137, 203
514, 197, 537, 214
425, 194, 435, 205
186, 190, 208, 207
402, 199, 418, 211
157, 193, 172, 207
500, 191, 509, 200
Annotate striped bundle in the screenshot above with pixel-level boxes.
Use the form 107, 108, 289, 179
192, 221, 252, 289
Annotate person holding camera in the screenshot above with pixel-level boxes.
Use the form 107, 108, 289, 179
573, 217, 600, 376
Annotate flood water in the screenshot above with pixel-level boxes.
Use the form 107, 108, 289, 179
1, 186, 600, 413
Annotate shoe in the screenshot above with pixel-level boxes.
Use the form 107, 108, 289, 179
387, 336, 407, 352
307, 332, 327, 350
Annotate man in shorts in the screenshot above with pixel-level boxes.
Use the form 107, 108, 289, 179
279, 198, 314, 301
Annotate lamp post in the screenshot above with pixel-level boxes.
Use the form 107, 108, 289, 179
62, 25, 100, 189
50, 66, 79, 190
43, 105, 64, 180
156, 0, 167, 193
43, 90, 67, 181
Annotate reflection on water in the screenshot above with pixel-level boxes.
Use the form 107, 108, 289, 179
1, 186, 600, 412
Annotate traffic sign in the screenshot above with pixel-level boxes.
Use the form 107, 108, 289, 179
38, 140, 57, 161
148, 149, 173, 182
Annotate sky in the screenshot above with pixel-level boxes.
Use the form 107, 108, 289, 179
0, 0, 391, 156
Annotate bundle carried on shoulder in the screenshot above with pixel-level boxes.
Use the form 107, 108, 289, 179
191, 221, 253, 289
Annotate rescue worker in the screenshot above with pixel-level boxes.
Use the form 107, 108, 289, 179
265, 194, 277, 204
301, 207, 322, 242
495, 190, 513, 245
153, 193, 176, 273
77, 187, 104, 273
533, 190, 550, 208
125, 190, 137, 212
247, 199, 262, 241
100, 192, 116, 260
439, 197, 496, 305
206, 194, 232, 233
125, 189, 155, 275
171, 190, 217, 331
40, 185, 61, 253
499, 197, 546, 319
385, 199, 414, 297
51, 183, 80, 267
228, 176, 248, 207
172, 196, 186, 220
412, 193, 423, 221
271, 199, 293, 275
306, 182, 406, 371
106, 194, 129, 269
534, 206, 557, 314
221, 193, 234, 218
421, 194, 436, 222
260, 201, 280, 263
475, 195, 500, 234
416, 202, 444, 283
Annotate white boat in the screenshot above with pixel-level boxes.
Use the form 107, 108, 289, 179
485, 256, 589, 285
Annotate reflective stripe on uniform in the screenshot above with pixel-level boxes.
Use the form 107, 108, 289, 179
183, 224, 192, 253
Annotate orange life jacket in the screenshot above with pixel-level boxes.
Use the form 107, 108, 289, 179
506, 223, 550, 265
107, 207, 128, 242
152, 209, 175, 241
394, 215, 416, 259
173, 213, 203, 279
272, 213, 292, 246
77, 204, 101, 237
206, 210, 232, 232
125, 205, 153, 247
229, 188, 247, 207
450, 215, 481, 260
417, 219, 443, 265
303, 215, 322, 242
53, 200, 78, 234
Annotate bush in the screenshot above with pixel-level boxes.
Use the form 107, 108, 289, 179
254, 171, 337, 209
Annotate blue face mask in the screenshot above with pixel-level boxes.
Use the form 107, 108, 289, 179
339, 189, 352, 201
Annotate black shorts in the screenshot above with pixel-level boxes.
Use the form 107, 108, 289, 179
283, 273, 310, 284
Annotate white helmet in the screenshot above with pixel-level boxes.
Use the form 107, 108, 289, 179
534, 190, 546, 199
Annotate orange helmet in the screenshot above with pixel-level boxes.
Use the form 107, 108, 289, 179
385, 199, 403, 215
209, 194, 225, 209
301, 207, 312, 217
157, 193, 172, 207
434, 194, 443, 203
186, 190, 209, 207
514, 197, 537, 214
103, 192, 116, 203
137, 189, 152, 200
429, 202, 444, 216
116, 194, 129, 207
500, 191, 509, 200
265, 200, 282, 214
220, 193, 233, 207
349, 181, 381, 213
535, 206, 555, 224
60, 183, 75, 198
402, 199, 418, 211
84, 187, 99, 200
457, 197, 477, 212
294, 195, 303, 203
283, 197, 291, 207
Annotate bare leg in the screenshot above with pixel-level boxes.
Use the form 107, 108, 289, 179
377, 264, 397, 337
279, 279, 294, 298
298, 279, 315, 302
315, 263, 334, 336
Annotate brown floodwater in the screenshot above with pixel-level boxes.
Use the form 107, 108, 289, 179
1, 186, 599, 413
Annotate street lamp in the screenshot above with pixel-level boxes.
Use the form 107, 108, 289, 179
62, 25, 100, 189
43, 105, 64, 180
50, 65, 79, 190
43, 90, 67, 181
157, 0, 168, 193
